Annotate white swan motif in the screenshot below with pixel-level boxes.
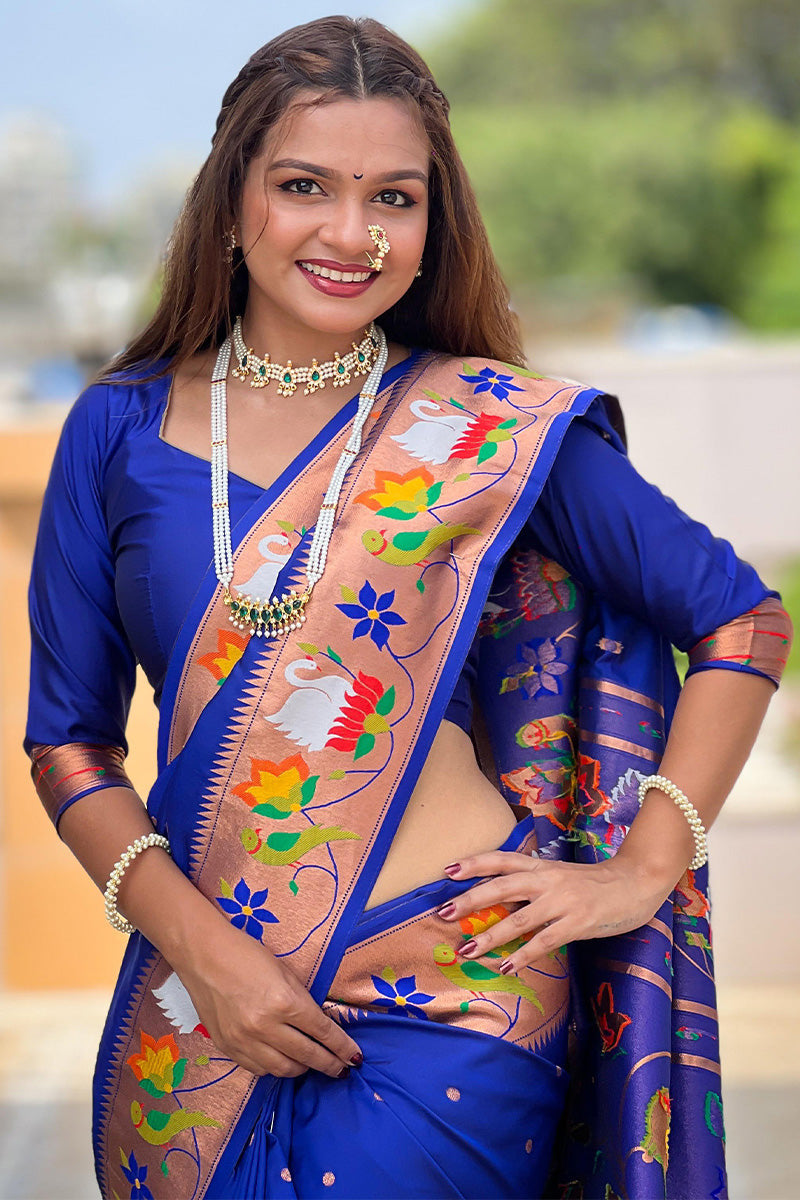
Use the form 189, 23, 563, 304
391, 399, 472, 465
234, 532, 293, 599
266, 658, 351, 751
153, 971, 207, 1036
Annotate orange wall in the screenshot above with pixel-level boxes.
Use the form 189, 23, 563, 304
0, 420, 157, 989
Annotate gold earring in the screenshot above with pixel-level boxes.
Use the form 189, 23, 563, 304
415, 261, 423, 278
224, 226, 237, 266
366, 224, 390, 271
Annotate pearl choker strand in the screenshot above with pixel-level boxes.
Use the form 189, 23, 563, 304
211, 322, 389, 638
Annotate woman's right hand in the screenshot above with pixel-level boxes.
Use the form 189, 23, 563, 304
55, 787, 361, 1080
172, 911, 363, 1080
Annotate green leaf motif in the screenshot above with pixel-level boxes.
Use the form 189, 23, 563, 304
172, 1058, 187, 1088
195, 1054, 210, 1066
326, 646, 343, 664
139, 1077, 165, 1099
453, 472, 471, 483
416, 578, 426, 593
119, 1148, 130, 1170
339, 585, 358, 604
289, 879, 299, 896
328, 769, 346, 780
381, 966, 397, 984
421, 388, 443, 402
375, 685, 396, 716
300, 776, 320, 802
161, 1162, 170, 1177
459, 1000, 470, 1013
448, 396, 467, 410
499, 361, 544, 380
476, 442, 499, 465
252, 802, 291, 820
354, 733, 375, 761
218, 877, 234, 900
276, 520, 295, 532
426, 481, 444, 504
297, 641, 318, 655
498, 417, 518, 429
376, 505, 416, 521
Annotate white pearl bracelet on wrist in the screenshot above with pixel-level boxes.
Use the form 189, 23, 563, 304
103, 833, 171, 934
637, 773, 708, 870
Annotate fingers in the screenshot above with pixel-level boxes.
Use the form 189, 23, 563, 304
229, 1046, 309, 1079
444, 894, 562, 961
290, 991, 363, 1068
445, 849, 542, 880
500, 917, 570, 972
437, 859, 560, 922
276, 1026, 355, 1080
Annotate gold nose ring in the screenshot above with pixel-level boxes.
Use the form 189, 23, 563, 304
366, 224, 390, 271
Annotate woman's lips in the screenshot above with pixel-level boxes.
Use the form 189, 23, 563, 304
296, 261, 378, 298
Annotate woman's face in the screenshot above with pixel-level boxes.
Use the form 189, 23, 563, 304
238, 94, 430, 347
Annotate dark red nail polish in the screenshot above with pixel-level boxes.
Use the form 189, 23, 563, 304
350, 1052, 363, 1067
459, 939, 478, 957
337, 1065, 351, 1079
499, 959, 515, 975
443, 862, 461, 876
437, 902, 456, 918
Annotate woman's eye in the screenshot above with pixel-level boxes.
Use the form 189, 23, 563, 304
280, 178, 324, 196
375, 189, 414, 207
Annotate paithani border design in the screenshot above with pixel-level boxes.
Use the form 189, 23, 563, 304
687, 595, 793, 686
96, 360, 602, 1200
29, 742, 133, 829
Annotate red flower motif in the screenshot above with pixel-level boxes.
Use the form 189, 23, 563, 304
448, 412, 505, 460
325, 671, 395, 760
577, 753, 611, 818
590, 981, 632, 1053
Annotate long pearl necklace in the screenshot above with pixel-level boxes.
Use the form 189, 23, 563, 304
211, 323, 389, 638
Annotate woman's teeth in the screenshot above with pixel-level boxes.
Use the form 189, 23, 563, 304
299, 262, 373, 283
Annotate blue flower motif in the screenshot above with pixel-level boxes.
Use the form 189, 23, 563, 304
121, 1150, 154, 1200
336, 580, 407, 650
370, 970, 435, 1019
503, 637, 569, 699
458, 366, 524, 401
217, 878, 279, 940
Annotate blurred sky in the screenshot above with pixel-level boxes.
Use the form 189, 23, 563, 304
0, 0, 475, 206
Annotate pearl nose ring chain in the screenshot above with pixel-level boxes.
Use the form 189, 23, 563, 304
365, 224, 390, 271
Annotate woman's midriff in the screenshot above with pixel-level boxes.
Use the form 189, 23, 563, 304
365, 719, 518, 910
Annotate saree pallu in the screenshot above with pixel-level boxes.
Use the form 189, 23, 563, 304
93, 354, 727, 1199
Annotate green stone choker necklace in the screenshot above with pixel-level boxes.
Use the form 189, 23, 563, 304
231, 316, 378, 398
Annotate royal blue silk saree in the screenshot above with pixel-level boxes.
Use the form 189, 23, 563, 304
27, 351, 792, 1199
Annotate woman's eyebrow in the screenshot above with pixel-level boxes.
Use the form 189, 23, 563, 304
269, 158, 428, 185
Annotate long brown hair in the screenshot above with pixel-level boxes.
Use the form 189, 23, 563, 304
104, 15, 524, 380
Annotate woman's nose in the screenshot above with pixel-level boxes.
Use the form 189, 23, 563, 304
317, 204, 372, 262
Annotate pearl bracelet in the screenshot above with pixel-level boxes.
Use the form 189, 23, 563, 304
637, 773, 708, 870
103, 833, 171, 934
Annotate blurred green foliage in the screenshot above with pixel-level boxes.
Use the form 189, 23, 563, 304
425, 0, 800, 329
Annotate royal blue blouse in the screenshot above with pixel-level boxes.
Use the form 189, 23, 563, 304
25, 354, 779, 754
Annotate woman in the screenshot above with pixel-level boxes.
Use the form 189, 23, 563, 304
25, 15, 792, 1200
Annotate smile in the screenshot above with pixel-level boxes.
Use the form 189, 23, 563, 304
299, 261, 374, 282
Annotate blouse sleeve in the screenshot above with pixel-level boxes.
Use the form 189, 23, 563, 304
25, 384, 137, 829
526, 399, 793, 687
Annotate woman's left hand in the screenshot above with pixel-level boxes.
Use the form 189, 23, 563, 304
437, 851, 676, 971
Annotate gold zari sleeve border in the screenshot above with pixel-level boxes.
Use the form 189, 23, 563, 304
29, 743, 134, 830
687, 596, 794, 688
